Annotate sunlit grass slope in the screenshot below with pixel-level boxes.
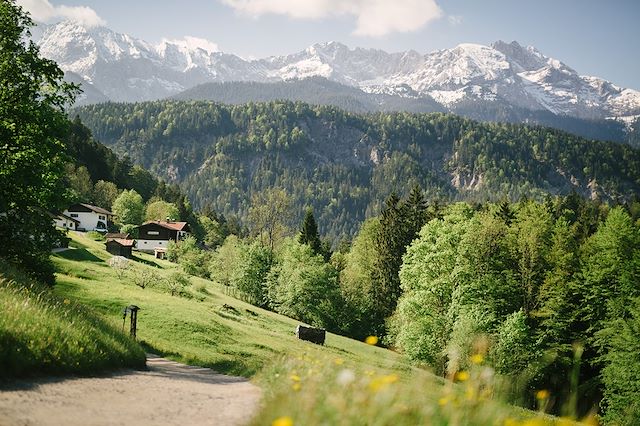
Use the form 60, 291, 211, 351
52, 232, 589, 425
53, 232, 410, 377
0, 261, 145, 379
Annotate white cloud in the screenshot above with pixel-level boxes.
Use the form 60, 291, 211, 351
220, 0, 443, 37
17, 0, 106, 27
162, 36, 219, 54
448, 15, 463, 26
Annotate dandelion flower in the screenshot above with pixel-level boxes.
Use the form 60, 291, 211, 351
470, 353, 484, 364
438, 397, 449, 407
292, 383, 301, 391
290, 374, 301, 382
334, 358, 344, 365
535, 389, 550, 400
365, 336, 378, 345
272, 416, 294, 426
455, 371, 470, 382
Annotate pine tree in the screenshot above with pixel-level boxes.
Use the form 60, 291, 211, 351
299, 207, 322, 256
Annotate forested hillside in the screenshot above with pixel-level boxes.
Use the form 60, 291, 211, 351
173, 78, 629, 143
75, 101, 640, 242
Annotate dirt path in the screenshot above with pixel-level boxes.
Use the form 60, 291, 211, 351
0, 354, 262, 426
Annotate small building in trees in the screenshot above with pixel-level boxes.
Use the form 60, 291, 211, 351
63, 203, 113, 232
105, 238, 134, 258
53, 213, 80, 231
135, 220, 190, 253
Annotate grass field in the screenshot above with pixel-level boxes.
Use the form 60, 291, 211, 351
0, 261, 145, 379
35, 231, 587, 425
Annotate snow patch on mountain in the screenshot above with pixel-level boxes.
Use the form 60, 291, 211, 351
36, 20, 640, 121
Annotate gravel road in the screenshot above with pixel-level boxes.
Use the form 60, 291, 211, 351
0, 354, 261, 426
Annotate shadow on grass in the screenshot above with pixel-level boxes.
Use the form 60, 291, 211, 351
54, 248, 103, 263
131, 255, 165, 269
139, 341, 260, 378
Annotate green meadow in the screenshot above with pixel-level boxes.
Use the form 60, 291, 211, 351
2, 231, 587, 425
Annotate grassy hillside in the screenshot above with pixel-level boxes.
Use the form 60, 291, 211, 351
0, 261, 145, 379
53, 232, 409, 377
49, 232, 587, 425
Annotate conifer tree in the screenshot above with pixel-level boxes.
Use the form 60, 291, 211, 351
299, 207, 322, 256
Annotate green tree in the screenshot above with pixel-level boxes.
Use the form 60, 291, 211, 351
0, 1, 78, 284
198, 215, 226, 248
339, 218, 380, 338
393, 204, 474, 373
145, 199, 179, 222
112, 189, 144, 225
93, 180, 120, 210
248, 187, 293, 254
299, 207, 322, 256
65, 164, 93, 202
267, 238, 340, 329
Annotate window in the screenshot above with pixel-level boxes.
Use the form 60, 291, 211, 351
147, 231, 160, 236
70, 213, 78, 218
98, 215, 105, 220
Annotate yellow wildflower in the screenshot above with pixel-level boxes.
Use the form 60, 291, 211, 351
365, 335, 378, 345
470, 353, 484, 364
63, 299, 70, 304
465, 385, 476, 401
503, 418, 520, 426
368, 374, 399, 392
272, 416, 294, 426
290, 374, 300, 382
292, 383, 301, 391
334, 358, 344, 365
535, 389, 550, 400
455, 371, 470, 382
522, 418, 546, 426
438, 397, 449, 407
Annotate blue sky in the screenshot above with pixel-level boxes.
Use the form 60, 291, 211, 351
22, 0, 640, 89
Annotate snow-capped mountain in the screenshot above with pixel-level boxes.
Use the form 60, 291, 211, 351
37, 20, 640, 123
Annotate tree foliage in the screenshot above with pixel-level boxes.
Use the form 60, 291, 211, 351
0, 0, 78, 284
112, 189, 144, 226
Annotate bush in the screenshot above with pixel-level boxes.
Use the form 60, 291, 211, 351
120, 224, 139, 239
167, 271, 191, 296
107, 256, 130, 279
132, 268, 160, 289
86, 231, 106, 241
167, 236, 210, 278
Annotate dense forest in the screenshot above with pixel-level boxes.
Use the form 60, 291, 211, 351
153, 187, 640, 423
75, 100, 640, 242
172, 77, 630, 144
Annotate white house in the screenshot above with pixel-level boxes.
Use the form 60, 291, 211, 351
135, 220, 190, 253
63, 203, 114, 232
53, 213, 80, 231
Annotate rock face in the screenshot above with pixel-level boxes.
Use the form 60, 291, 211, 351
37, 21, 640, 124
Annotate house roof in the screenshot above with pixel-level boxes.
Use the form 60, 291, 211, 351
68, 203, 113, 215
106, 238, 135, 247
105, 233, 130, 240
141, 220, 189, 231
53, 212, 80, 223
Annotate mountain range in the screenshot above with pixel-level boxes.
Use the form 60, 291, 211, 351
38, 20, 640, 139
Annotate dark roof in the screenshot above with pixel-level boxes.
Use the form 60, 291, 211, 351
71, 203, 113, 215
106, 238, 135, 247
140, 220, 189, 231
52, 212, 80, 223
106, 233, 130, 240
